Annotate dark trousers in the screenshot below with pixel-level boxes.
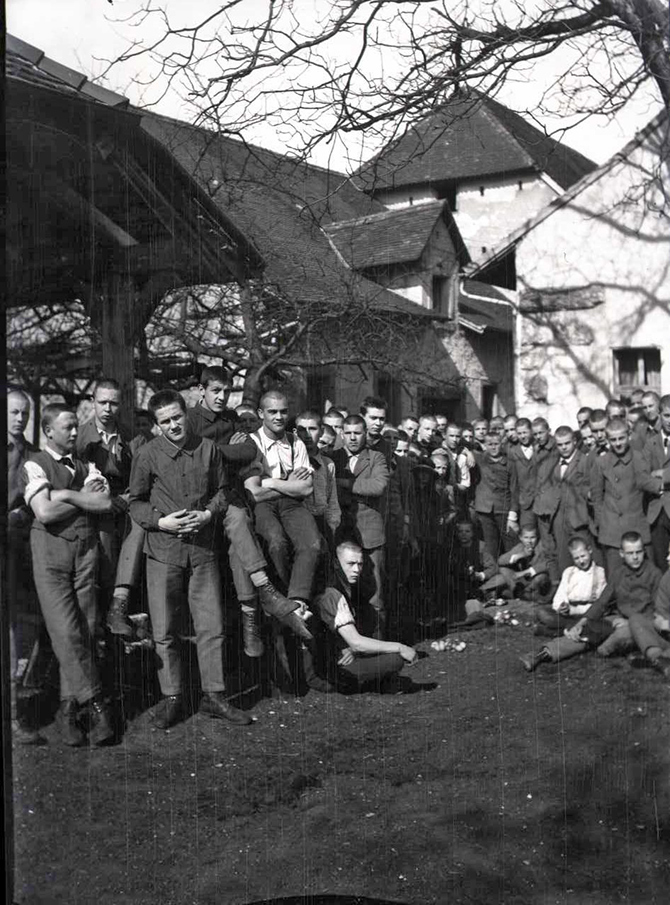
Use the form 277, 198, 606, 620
366, 545, 385, 616
537, 514, 560, 584
114, 516, 145, 588
225, 504, 267, 602
338, 651, 404, 687
145, 556, 226, 696
30, 528, 101, 704
254, 498, 321, 601
477, 511, 514, 561
650, 508, 670, 571
628, 612, 670, 658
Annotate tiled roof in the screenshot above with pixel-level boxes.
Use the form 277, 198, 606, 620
355, 89, 596, 193
458, 279, 514, 333
324, 200, 469, 270
6, 34, 130, 108
140, 112, 436, 318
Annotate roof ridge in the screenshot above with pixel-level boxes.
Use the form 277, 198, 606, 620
325, 199, 445, 230
477, 96, 540, 171
139, 108, 351, 179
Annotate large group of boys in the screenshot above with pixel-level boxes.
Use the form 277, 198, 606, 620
7, 372, 670, 747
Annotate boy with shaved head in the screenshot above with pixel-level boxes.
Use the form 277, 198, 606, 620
590, 418, 657, 577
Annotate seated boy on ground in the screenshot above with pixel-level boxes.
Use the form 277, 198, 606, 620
445, 519, 506, 623
533, 535, 607, 636
628, 542, 670, 678
314, 541, 418, 692
497, 525, 551, 602
521, 531, 662, 672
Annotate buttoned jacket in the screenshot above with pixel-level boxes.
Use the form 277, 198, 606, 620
641, 431, 670, 524
330, 447, 389, 549
507, 443, 538, 512
76, 418, 133, 497
590, 447, 657, 546
533, 449, 590, 528
473, 452, 519, 515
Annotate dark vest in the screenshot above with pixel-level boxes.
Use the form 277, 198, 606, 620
28, 451, 95, 541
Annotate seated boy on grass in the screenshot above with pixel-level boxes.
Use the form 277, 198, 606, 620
521, 531, 661, 672
628, 542, 670, 678
533, 535, 607, 636
497, 525, 551, 602
314, 540, 419, 692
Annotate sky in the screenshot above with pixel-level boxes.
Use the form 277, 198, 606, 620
8, 0, 664, 170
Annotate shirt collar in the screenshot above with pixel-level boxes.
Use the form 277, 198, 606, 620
157, 432, 197, 459
94, 418, 118, 438
194, 403, 217, 423
44, 444, 75, 463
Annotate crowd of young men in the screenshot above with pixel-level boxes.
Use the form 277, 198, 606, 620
7, 374, 670, 746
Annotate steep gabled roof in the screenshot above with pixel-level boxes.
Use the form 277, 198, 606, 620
355, 90, 596, 193
140, 112, 437, 318
324, 200, 469, 270
469, 109, 669, 279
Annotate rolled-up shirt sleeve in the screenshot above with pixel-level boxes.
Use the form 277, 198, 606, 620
22, 460, 50, 506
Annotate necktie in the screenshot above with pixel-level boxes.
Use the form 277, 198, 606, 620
60, 456, 75, 470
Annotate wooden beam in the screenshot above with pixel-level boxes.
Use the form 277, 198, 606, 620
102, 272, 136, 425
44, 179, 139, 248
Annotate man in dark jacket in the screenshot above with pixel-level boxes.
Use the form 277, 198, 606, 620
330, 415, 389, 637
473, 432, 519, 559
533, 426, 592, 583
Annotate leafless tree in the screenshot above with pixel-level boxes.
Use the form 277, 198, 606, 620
145, 278, 461, 405
103, 0, 669, 162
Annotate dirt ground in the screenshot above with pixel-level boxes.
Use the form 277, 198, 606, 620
10, 604, 670, 905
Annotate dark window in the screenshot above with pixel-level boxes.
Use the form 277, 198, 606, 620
432, 275, 450, 314
419, 394, 461, 421
613, 348, 661, 395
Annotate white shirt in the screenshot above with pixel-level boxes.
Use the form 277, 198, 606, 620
520, 444, 534, 460
551, 562, 607, 616
23, 446, 108, 506
251, 429, 312, 480
347, 453, 359, 473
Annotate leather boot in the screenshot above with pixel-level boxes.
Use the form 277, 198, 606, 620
520, 648, 551, 672
241, 606, 264, 658
56, 699, 85, 747
151, 695, 183, 730
88, 697, 114, 746
106, 596, 135, 639
257, 583, 314, 642
200, 692, 253, 725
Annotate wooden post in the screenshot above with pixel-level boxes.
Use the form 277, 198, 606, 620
102, 272, 136, 430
